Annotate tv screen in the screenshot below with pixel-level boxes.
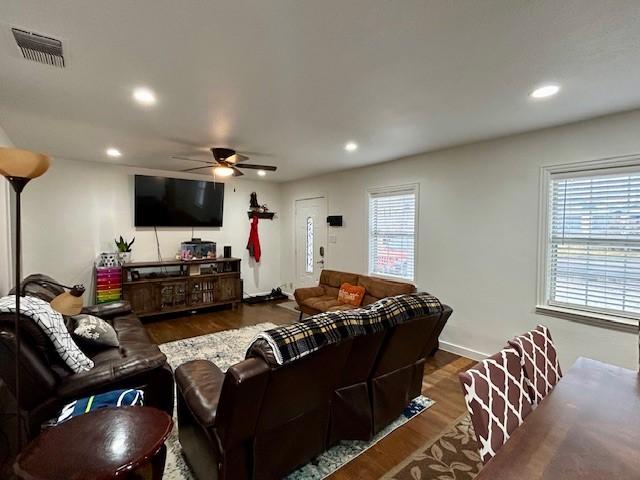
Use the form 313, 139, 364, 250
134, 175, 224, 227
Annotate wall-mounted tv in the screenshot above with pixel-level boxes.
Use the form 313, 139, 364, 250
134, 175, 224, 227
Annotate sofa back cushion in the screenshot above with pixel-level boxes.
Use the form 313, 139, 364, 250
248, 293, 443, 366
319, 270, 359, 289
323, 285, 340, 299
372, 311, 442, 376
357, 275, 416, 302
252, 341, 351, 480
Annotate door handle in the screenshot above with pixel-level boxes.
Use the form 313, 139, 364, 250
316, 260, 325, 265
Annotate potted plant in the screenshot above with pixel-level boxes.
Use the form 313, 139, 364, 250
115, 236, 135, 264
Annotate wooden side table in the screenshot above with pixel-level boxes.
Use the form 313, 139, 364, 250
14, 407, 172, 480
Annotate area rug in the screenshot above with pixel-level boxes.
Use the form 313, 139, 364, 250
381, 414, 482, 480
159, 322, 277, 372
158, 323, 435, 480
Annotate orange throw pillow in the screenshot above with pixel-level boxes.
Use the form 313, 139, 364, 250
337, 283, 366, 307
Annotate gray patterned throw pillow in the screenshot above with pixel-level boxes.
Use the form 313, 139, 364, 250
72, 314, 119, 348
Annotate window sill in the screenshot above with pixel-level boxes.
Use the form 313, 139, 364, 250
368, 272, 416, 285
535, 305, 639, 334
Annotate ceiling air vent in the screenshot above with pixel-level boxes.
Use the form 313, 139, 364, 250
12, 28, 65, 67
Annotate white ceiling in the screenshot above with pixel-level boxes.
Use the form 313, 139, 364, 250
1, 0, 640, 182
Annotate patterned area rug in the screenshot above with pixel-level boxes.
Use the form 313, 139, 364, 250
382, 414, 482, 480
158, 323, 435, 480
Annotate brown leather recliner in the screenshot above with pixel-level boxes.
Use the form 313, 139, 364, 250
175, 303, 452, 480
0, 274, 174, 440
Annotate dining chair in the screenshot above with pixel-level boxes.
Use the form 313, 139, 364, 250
508, 325, 562, 406
458, 348, 533, 464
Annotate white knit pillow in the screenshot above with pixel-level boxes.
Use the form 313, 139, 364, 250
0, 295, 94, 373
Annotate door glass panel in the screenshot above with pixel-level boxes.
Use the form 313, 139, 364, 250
306, 216, 314, 273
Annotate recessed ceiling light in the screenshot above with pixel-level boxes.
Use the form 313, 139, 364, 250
530, 84, 560, 99
106, 147, 122, 158
345, 141, 358, 152
257, 170, 267, 177
132, 87, 157, 106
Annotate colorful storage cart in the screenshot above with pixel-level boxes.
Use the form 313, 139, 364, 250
96, 265, 122, 303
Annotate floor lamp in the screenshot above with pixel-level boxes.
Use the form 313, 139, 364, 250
0, 148, 50, 450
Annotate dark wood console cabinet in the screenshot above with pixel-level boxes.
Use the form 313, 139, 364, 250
121, 258, 242, 318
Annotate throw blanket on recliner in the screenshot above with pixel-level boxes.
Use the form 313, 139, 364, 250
247, 292, 443, 365
0, 295, 94, 373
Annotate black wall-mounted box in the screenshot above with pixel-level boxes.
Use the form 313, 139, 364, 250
327, 215, 343, 227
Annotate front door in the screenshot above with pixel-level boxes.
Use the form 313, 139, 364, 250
295, 197, 327, 288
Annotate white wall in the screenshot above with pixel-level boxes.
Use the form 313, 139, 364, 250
0, 125, 13, 294
21, 157, 282, 300
280, 109, 640, 370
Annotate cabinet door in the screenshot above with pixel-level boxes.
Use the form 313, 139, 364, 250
158, 281, 188, 310
124, 284, 157, 315
215, 276, 241, 302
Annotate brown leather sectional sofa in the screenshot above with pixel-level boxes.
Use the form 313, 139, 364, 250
176, 299, 452, 480
0, 274, 174, 440
294, 269, 416, 317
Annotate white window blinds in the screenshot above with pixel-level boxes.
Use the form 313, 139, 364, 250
368, 186, 417, 281
547, 168, 640, 317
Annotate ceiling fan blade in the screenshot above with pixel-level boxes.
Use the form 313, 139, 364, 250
211, 147, 236, 161
231, 166, 244, 177
180, 165, 214, 172
235, 163, 277, 171
227, 153, 250, 164
171, 155, 215, 165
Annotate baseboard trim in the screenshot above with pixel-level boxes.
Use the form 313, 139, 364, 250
439, 340, 488, 361
243, 290, 272, 299
243, 291, 296, 301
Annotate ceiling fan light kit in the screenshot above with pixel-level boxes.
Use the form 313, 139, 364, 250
175, 147, 277, 178
214, 165, 235, 177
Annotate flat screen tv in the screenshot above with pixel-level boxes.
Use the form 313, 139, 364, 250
134, 175, 224, 227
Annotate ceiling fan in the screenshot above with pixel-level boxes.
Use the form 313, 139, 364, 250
172, 148, 277, 177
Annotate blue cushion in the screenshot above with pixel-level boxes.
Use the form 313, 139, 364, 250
56, 388, 144, 424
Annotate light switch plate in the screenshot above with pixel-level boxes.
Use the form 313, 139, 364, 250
328, 235, 337, 244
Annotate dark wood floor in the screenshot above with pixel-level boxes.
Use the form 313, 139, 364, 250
145, 301, 475, 479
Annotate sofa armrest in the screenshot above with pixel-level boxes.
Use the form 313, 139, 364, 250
176, 360, 225, 428
57, 349, 169, 399
294, 286, 326, 304
81, 300, 132, 319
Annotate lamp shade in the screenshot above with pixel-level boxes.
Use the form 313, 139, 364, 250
50, 292, 84, 316
0, 148, 50, 179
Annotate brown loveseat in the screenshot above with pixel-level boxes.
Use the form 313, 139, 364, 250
294, 269, 416, 318
175, 298, 452, 480
0, 274, 174, 440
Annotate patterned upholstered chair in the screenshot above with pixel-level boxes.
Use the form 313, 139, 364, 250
458, 348, 533, 464
508, 325, 562, 407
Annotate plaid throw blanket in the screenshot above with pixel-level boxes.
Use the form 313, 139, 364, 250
247, 292, 443, 366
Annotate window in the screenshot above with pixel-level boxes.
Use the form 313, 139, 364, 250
368, 184, 418, 281
539, 160, 640, 323
306, 216, 314, 273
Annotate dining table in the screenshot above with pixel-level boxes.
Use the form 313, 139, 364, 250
475, 356, 640, 479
